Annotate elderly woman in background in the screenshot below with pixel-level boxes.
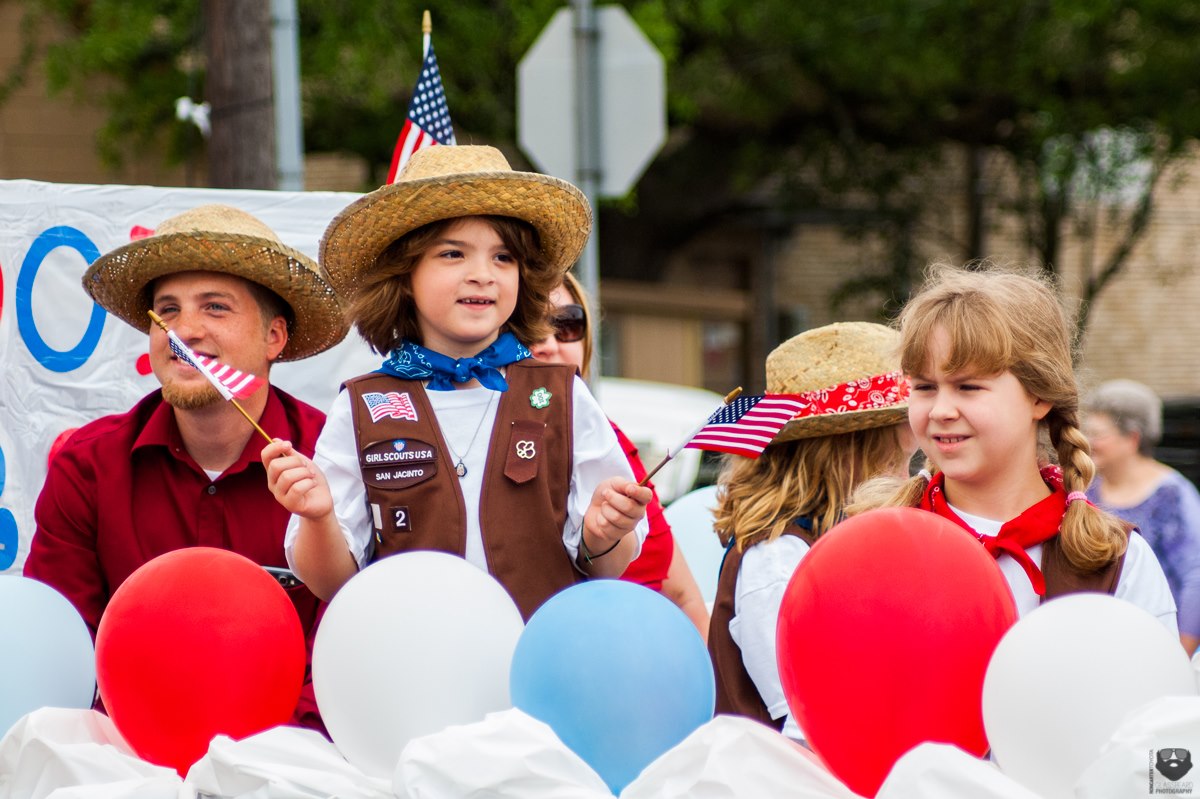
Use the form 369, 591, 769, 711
1084, 379, 1200, 655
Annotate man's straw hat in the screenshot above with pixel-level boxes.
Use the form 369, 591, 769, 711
83, 204, 347, 361
768, 321, 909, 443
320, 145, 591, 298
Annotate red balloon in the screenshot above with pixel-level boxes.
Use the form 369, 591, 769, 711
96, 547, 305, 775
777, 507, 1017, 797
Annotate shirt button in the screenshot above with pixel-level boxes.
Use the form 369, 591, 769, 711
207, 485, 217, 495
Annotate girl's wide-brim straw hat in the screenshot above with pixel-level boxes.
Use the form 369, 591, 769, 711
82, 204, 348, 361
768, 321, 909, 443
320, 145, 592, 298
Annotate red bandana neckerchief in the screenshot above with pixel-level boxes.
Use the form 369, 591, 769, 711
918, 465, 1069, 596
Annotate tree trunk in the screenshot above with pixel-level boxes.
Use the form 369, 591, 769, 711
204, 0, 275, 188
965, 145, 986, 262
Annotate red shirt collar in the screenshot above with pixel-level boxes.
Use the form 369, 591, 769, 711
133, 387, 284, 477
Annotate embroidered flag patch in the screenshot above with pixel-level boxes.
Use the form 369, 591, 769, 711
363, 391, 419, 423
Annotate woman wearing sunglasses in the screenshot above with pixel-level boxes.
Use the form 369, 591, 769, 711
531, 273, 711, 639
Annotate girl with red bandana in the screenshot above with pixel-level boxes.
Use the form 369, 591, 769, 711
850, 264, 1177, 632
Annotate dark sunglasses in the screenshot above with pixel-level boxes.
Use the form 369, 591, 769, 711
549, 304, 587, 343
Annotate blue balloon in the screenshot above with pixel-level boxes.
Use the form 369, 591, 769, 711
510, 580, 714, 794
0, 576, 96, 735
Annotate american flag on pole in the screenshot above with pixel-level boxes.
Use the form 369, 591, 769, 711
167, 334, 265, 401
386, 40, 456, 184
684, 394, 809, 458
362, 391, 420, 423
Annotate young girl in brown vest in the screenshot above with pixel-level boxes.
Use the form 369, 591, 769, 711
848, 264, 1177, 631
262, 146, 650, 619
708, 322, 915, 738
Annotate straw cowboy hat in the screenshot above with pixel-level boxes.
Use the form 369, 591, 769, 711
83, 204, 348, 361
320, 145, 591, 298
768, 321, 910, 443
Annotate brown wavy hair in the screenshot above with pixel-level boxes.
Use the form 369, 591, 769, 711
345, 215, 557, 354
847, 263, 1128, 571
714, 424, 911, 552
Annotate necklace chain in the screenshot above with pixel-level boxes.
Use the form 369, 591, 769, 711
442, 390, 496, 479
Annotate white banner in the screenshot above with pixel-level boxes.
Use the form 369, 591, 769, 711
0, 180, 382, 573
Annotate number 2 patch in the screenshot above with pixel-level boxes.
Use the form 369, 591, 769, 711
392, 506, 412, 533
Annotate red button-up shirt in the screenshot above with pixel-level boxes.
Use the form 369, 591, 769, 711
25, 386, 326, 726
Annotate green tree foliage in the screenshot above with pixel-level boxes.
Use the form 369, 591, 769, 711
653, 0, 1200, 317
8, 1, 1200, 327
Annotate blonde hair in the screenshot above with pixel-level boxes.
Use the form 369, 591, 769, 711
346, 215, 556, 354
559, 271, 595, 379
714, 425, 911, 552
850, 263, 1127, 570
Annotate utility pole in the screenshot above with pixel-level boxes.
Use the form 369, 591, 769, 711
204, 1, 276, 188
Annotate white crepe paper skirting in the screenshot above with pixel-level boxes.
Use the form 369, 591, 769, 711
397, 710, 864, 799
621, 714, 862, 799
395, 708, 611, 798
876, 743, 1041, 799
186, 725, 392, 799
0, 708, 184, 799
1076, 695, 1200, 799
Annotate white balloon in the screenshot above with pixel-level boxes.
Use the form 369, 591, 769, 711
0, 576, 96, 737
662, 485, 723, 603
313, 551, 525, 778
982, 593, 1196, 799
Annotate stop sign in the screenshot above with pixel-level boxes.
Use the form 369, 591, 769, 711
517, 6, 666, 198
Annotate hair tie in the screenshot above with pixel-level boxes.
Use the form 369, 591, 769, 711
917, 469, 932, 482
1066, 491, 1089, 505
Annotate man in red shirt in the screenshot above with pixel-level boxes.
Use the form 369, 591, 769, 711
24, 204, 347, 729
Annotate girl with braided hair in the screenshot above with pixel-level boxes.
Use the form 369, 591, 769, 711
848, 264, 1177, 630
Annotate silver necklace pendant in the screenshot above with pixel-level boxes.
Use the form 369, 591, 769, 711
455, 460, 467, 478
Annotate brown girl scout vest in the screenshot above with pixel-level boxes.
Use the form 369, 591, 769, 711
1040, 525, 1129, 599
708, 524, 818, 730
343, 359, 581, 620
707, 521, 1130, 730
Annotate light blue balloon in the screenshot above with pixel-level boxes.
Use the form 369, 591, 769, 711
510, 580, 714, 794
0, 576, 96, 735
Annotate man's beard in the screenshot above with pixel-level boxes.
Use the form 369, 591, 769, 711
162, 381, 223, 410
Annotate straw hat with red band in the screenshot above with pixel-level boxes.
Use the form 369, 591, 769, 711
83, 204, 348, 362
319, 145, 591, 299
767, 321, 909, 443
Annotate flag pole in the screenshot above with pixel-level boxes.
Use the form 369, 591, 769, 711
638, 387, 743, 488
147, 311, 275, 445
422, 9, 431, 56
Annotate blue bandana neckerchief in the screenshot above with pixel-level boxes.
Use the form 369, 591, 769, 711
378, 332, 532, 392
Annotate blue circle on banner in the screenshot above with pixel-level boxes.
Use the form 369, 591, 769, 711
0, 510, 15, 571
0, 447, 13, 570
17, 226, 106, 372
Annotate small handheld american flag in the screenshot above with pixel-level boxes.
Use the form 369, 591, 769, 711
165, 336, 265, 401
386, 14, 456, 184
685, 394, 809, 458
147, 310, 273, 443
637, 387, 806, 488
